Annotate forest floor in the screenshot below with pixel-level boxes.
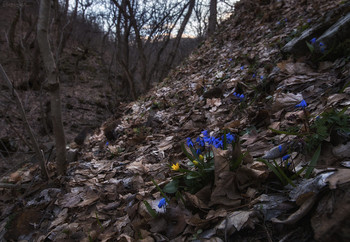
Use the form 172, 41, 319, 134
1, 0, 350, 241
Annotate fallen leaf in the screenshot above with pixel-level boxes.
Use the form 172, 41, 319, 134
326, 169, 350, 189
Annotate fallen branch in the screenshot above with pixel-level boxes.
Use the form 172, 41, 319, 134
0, 183, 29, 189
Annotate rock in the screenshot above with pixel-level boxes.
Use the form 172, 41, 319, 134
315, 12, 350, 53
281, 23, 329, 55
332, 142, 350, 158
282, 2, 350, 56
67, 148, 78, 163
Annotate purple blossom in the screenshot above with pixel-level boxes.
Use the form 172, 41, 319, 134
278, 145, 282, 153
252, 74, 256, 78
240, 66, 244, 70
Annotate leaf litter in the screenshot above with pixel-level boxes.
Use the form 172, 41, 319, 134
1, 0, 350, 241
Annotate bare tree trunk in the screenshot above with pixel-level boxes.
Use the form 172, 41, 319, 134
0, 64, 49, 180
37, 0, 67, 175
208, 0, 217, 36
160, 0, 195, 81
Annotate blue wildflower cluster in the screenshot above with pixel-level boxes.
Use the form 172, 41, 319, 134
251, 73, 264, 80
187, 130, 235, 150
233, 92, 245, 101
310, 37, 325, 53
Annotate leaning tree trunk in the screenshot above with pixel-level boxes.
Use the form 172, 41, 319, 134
37, 0, 67, 175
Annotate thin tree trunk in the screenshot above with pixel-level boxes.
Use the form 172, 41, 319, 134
37, 0, 67, 175
160, 0, 195, 81
0, 64, 49, 180
208, 0, 217, 36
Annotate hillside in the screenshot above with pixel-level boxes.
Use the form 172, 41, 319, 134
1, 0, 350, 241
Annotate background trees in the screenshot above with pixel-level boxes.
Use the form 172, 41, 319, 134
0, 0, 237, 177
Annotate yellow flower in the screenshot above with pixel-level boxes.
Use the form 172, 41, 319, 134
199, 155, 204, 161
171, 163, 180, 171
193, 160, 199, 166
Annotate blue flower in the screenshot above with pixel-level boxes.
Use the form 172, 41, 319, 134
196, 148, 202, 155
277, 21, 281, 25
240, 66, 244, 70
287, 162, 291, 168
233, 92, 237, 97
282, 154, 291, 161
226, 133, 235, 144
213, 138, 223, 149
229, 58, 233, 62
295, 99, 307, 108
319, 42, 325, 53
284, 18, 287, 22
106, 141, 109, 146
252, 74, 256, 78
196, 137, 205, 147
158, 198, 167, 208
186, 137, 194, 147
278, 145, 282, 153
239, 94, 245, 101
260, 75, 264, 80
307, 19, 311, 23
202, 130, 209, 137
310, 37, 317, 44
204, 136, 215, 145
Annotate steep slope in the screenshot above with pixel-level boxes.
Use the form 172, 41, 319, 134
1, 0, 350, 241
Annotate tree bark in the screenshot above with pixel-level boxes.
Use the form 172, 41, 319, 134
37, 0, 67, 175
208, 0, 217, 36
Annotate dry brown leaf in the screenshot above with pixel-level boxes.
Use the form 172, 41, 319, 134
184, 192, 210, 210
326, 169, 350, 189
217, 210, 259, 234
209, 148, 242, 207
272, 92, 303, 112
49, 208, 68, 229
57, 192, 82, 208
78, 189, 99, 207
